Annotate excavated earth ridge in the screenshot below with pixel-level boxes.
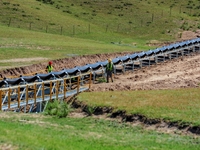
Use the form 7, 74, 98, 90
69, 96, 200, 137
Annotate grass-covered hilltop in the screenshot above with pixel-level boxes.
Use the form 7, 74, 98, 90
0, 0, 200, 150
1, 0, 200, 40
0, 0, 200, 67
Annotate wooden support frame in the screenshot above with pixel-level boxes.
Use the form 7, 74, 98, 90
0, 90, 2, 111
89, 72, 92, 89
77, 76, 80, 93
0, 72, 98, 112
64, 79, 66, 99
34, 84, 37, 104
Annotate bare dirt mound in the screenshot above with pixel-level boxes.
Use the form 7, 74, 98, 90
181, 30, 200, 40
0, 52, 131, 78
1, 51, 200, 91
90, 53, 200, 91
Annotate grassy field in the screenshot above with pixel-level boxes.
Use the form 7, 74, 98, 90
0, 0, 200, 149
0, 24, 152, 69
0, 25, 140, 69
0, 112, 200, 150
78, 88, 200, 126
0, 0, 199, 40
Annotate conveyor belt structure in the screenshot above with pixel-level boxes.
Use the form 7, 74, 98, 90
0, 38, 200, 112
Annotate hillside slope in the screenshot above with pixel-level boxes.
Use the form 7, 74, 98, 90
0, 0, 199, 70
0, 0, 199, 41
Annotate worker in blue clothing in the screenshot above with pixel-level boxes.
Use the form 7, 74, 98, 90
106, 58, 114, 83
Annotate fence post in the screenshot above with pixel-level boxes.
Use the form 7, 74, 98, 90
46, 25, 48, 33
64, 79, 66, 99
152, 13, 154, 22
117, 24, 120, 32
0, 90, 2, 111
29, 22, 32, 30
8, 18, 11, 27
88, 24, 90, 33
73, 25, 75, 35
60, 26, 63, 35
106, 24, 108, 32
170, 6, 172, 17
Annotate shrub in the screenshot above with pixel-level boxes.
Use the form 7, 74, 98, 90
198, 24, 200, 29
85, 105, 95, 116
97, 77, 106, 83
44, 99, 71, 118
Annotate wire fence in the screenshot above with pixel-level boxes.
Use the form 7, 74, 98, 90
1, 4, 199, 36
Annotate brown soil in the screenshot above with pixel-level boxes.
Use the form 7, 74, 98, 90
0, 52, 132, 78
90, 52, 200, 92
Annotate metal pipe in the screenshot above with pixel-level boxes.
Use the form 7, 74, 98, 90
64, 79, 66, 99
26, 85, 28, 105
8, 88, 11, 109
17, 86, 20, 108
42, 82, 44, 101
56, 80, 59, 100
50, 81, 52, 101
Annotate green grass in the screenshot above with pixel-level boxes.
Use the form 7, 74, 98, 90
0, 25, 142, 69
0, 1, 200, 148
0, 25, 136, 57
1, 0, 199, 41
78, 88, 200, 125
0, 112, 200, 150
0, 0, 199, 69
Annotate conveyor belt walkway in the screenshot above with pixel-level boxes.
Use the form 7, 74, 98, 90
0, 38, 200, 113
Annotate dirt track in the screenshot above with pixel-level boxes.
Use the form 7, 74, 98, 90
90, 52, 200, 91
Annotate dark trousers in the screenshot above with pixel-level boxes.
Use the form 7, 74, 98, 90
106, 70, 113, 82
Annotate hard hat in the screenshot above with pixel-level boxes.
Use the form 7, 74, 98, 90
49, 61, 52, 65
108, 58, 112, 62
